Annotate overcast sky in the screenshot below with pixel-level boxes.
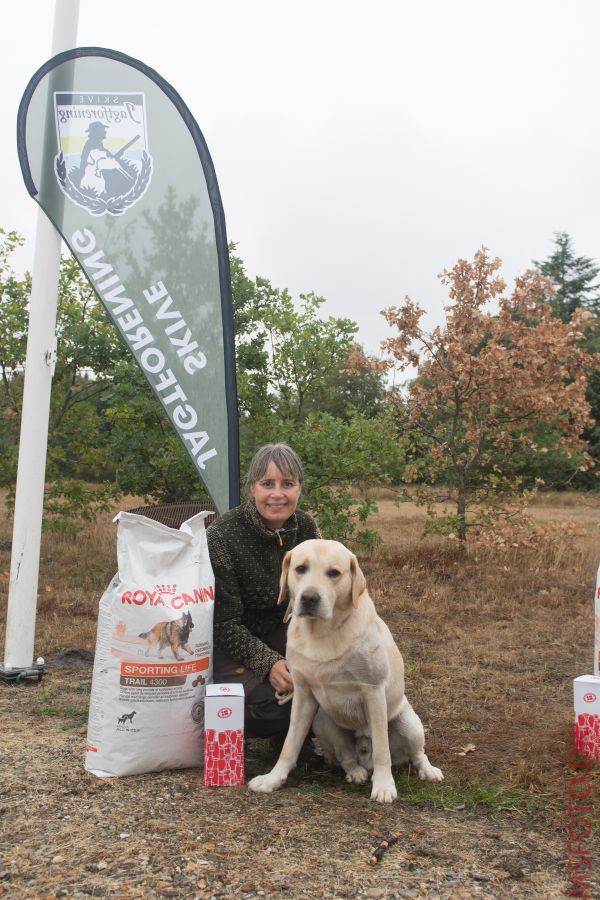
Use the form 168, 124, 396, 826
2, 0, 600, 355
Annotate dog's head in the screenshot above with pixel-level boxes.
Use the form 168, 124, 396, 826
182, 611, 193, 630
278, 539, 367, 622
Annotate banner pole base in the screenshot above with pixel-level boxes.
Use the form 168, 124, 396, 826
0, 660, 49, 686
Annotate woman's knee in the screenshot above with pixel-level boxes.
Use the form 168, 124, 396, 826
245, 682, 291, 738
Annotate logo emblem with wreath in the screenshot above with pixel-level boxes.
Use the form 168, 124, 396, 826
53, 92, 153, 217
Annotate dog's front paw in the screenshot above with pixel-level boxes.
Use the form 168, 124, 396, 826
247, 772, 286, 794
344, 763, 369, 784
417, 761, 444, 782
370, 771, 397, 803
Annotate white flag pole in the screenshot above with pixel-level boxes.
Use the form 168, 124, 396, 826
4, 0, 80, 671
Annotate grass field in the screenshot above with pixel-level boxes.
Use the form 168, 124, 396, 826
0, 490, 599, 898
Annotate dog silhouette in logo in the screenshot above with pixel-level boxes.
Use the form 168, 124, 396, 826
139, 611, 194, 660
117, 711, 136, 725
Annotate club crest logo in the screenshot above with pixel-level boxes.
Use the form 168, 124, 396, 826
53, 92, 153, 216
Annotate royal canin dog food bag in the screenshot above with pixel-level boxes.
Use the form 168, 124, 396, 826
85, 511, 214, 777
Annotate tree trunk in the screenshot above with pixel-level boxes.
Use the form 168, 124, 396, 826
456, 480, 467, 545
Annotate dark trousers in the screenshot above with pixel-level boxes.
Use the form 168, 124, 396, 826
213, 626, 291, 739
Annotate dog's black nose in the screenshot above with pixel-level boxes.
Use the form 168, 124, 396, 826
299, 589, 321, 614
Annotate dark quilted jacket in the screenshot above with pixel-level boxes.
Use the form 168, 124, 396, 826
206, 500, 320, 680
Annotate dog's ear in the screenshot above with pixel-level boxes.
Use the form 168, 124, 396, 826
350, 553, 367, 607
282, 600, 294, 624
277, 551, 292, 605
278, 551, 294, 623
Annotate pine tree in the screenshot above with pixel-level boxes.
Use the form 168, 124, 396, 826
534, 232, 600, 322
534, 232, 600, 481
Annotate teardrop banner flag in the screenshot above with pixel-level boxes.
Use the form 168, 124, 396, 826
17, 47, 240, 514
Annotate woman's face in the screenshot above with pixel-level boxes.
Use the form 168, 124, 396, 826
250, 461, 301, 530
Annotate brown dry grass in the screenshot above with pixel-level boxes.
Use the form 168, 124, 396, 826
1, 490, 599, 898
0, 493, 139, 653
359, 497, 599, 799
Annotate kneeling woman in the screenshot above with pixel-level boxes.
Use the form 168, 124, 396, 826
207, 443, 320, 738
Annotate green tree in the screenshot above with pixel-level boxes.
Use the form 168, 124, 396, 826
0, 231, 125, 525
247, 410, 401, 546
534, 233, 600, 480
103, 360, 206, 502
533, 232, 600, 322
1, 229, 393, 540
302, 342, 389, 420
0, 230, 30, 482
229, 251, 389, 425
262, 291, 358, 420
50, 255, 125, 480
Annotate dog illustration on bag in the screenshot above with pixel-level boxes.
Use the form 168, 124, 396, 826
139, 611, 195, 659
117, 711, 137, 725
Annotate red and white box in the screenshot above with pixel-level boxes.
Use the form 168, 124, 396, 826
573, 675, 600, 762
594, 563, 600, 676
204, 684, 245, 786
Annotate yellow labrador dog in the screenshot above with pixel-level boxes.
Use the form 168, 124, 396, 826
248, 539, 443, 803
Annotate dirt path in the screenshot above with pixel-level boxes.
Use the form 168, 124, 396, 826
0, 667, 582, 900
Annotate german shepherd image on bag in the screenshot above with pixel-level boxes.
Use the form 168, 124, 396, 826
139, 611, 195, 660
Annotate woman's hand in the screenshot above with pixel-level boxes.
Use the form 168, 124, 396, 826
268, 658, 294, 693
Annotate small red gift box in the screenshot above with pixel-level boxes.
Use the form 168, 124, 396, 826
573, 675, 600, 762
204, 684, 245, 785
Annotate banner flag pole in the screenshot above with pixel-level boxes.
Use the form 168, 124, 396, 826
3, 0, 80, 676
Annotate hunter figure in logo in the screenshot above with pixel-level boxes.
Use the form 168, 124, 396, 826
77, 121, 138, 199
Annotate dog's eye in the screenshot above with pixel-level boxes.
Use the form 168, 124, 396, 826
326, 569, 341, 578
295, 564, 308, 574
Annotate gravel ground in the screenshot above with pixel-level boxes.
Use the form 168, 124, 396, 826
0, 663, 589, 900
